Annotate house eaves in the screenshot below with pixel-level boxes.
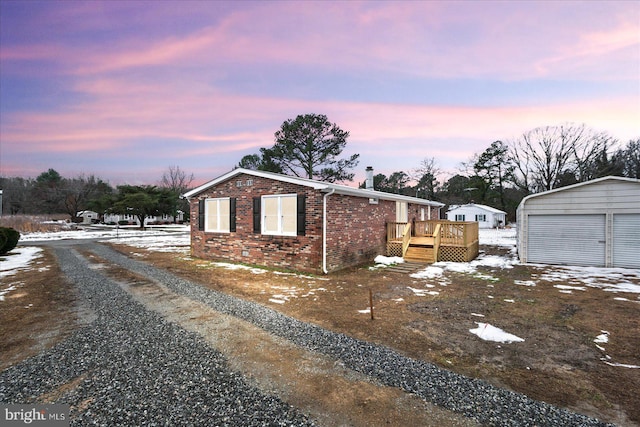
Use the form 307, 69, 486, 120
182, 168, 444, 207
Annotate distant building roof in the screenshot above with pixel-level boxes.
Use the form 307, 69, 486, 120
447, 203, 506, 214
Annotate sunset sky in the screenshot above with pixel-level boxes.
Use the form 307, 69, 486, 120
1, 0, 638, 187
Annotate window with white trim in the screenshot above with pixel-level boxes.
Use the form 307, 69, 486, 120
455, 214, 465, 221
475, 214, 486, 222
205, 198, 230, 232
262, 194, 297, 236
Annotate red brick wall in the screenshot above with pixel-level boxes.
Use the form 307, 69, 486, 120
189, 173, 441, 273
189, 173, 323, 273
323, 196, 439, 271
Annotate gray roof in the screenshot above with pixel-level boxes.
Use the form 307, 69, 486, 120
183, 168, 444, 207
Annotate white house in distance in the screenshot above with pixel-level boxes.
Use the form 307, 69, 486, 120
446, 204, 507, 228
76, 210, 99, 224
104, 211, 185, 226
516, 176, 640, 269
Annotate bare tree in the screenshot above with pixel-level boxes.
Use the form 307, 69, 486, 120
411, 157, 441, 199
160, 166, 195, 194
620, 139, 640, 179
159, 166, 195, 223
508, 123, 616, 193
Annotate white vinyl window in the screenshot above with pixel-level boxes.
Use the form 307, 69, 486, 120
205, 198, 230, 232
262, 194, 297, 236
455, 214, 465, 221
475, 214, 486, 222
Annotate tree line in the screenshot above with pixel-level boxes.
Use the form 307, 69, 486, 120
1, 114, 638, 224
237, 116, 639, 221
0, 166, 194, 228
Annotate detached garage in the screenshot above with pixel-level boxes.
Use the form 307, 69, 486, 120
516, 176, 640, 269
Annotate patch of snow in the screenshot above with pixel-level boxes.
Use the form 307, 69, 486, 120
602, 361, 640, 369
503, 299, 515, 303
268, 298, 286, 304
210, 262, 267, 274
469, 322, 524, 343
515, 280, 536, 287
358, 308, 372, 314
535, 266, 640, 294
470, 313, 485, 317
407, 287, 440, 297
103, 234, 190, 253
478, 228, 516, 247
372, 256, 404, 267
554, 285, 587, 291
410, 266, 444, 279
1, 247, 43, 278
594, 331, 609, 344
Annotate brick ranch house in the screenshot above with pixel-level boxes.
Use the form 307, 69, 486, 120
182, 168, 444, 274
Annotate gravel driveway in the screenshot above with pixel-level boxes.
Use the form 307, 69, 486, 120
0, 243, 613, 426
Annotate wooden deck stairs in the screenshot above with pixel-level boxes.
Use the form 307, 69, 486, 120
403, 237, 436, 263
386, 220, 479, 264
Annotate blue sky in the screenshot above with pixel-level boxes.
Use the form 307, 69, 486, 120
1, 0, 638, 186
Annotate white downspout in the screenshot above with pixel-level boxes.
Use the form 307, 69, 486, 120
322, 189, 335, 274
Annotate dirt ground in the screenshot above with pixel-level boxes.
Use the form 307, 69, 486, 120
2, 243, 639, 426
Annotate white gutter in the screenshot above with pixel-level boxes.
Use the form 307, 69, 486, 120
322, 189, 335, 274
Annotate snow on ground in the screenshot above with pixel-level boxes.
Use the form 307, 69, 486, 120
469, 322, 525, 343
4, 224, 640, 368
1, 247, 43, 278
19, 224, 190, 242
1, 247, 44, 301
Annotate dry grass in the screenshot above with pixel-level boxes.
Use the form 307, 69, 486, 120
0, 247, 77, 370
116, 244, 640, 426
0, 214, 72, 233
2, 240, 638, 426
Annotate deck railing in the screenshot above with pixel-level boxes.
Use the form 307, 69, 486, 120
387, 220, 479, 247
433, 223, 442, 261
386, 222, 408, 241
401, 222, 412, 258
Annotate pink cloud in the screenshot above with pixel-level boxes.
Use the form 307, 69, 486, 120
14, 1, 633, 82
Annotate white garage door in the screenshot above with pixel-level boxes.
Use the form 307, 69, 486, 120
527, 214, 606, 267
613, 214, 640, 269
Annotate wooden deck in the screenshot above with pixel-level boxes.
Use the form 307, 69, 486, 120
386, 220, 479, 263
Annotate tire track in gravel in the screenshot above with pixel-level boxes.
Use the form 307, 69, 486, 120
1, 245, 315, 426
83, 249, 478, 427
85, 244, 613, 427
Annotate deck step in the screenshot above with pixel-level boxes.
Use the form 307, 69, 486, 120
385, 261, 427, 274
404, 246, 435, 263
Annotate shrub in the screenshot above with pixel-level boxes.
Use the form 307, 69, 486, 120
0, 227, 20, 255
0, 231, 6, 252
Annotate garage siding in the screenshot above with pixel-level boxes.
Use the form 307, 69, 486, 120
527, 214, 606, 267
613, 214, 640, 269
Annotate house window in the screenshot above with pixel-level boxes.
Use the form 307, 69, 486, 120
455, 214, 465, 221
475, 214, 486, 222
205, 198, 230, 232
262, 194, 297, 236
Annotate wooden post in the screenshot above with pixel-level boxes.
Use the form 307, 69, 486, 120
369, 288, 374, 320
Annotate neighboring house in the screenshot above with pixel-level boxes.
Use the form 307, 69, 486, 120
76, 210, 99, 224
446, 204, 507, 228
104, 212, 184, 226
516, 176, 640, 269
182, 168, 444, 274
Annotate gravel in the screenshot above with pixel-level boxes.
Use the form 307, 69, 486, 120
1, 243, 613, 426
0, 245, 314, 426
